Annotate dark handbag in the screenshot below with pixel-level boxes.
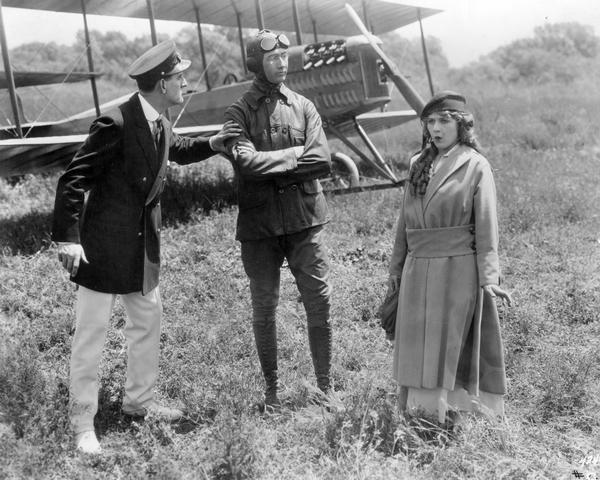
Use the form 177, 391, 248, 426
378, 285, 399, 340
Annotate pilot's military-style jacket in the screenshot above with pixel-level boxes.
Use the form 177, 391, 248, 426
224, 80, 331, 241
52, 93, 216, 294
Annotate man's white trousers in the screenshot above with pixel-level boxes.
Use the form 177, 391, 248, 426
70, 285, 162, 434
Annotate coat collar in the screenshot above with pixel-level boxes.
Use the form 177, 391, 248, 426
245, 79, 292, 110
138, 93, 161, 122
422, 144, 474, 213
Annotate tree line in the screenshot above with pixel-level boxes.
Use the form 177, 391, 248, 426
8, 22, 597, 88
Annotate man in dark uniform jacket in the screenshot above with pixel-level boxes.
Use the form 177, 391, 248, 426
224, 30, 333, 410
52, 40, 240, 453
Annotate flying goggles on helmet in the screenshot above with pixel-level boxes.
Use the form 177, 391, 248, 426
257, 30, 290, 52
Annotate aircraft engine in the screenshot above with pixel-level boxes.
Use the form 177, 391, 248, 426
285, 36, 392, 123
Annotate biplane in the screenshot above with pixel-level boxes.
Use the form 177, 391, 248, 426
0, 0, 442, 192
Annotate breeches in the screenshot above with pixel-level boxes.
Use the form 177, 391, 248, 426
69, 285, 162, 433
240, 226, 331, 327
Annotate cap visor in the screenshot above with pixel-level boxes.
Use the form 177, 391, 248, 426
166, 59, 191, 76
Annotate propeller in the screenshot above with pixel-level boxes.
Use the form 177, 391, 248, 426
344, 3, 426, 116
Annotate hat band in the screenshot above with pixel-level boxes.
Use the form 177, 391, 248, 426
160, 53, 182, 76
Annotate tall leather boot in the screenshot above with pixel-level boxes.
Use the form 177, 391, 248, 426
252, 320, 279, 408
308, 325, 332, 393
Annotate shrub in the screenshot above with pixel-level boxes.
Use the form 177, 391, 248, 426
162, 158, 236, 225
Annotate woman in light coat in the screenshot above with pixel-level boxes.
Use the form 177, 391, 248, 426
388, 91, 512, 423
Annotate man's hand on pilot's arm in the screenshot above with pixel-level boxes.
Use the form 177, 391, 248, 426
57, 242, 88, 277
209, 121, 243, 153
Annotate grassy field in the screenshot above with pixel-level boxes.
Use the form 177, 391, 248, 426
1, 83, 600, 479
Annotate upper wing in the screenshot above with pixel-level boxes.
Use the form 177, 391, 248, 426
3, 0, 441, 36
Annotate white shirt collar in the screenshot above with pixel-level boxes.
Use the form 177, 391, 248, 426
138, 93, 161, 122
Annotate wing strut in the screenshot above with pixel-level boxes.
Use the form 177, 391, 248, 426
0, 0, 22, 137
353, 119, 398, 182
254, 0, 265, 30
305, 2, 318, 42
230, 1, 248, 75
361, 0, 372, 32
291, 0, 303, 44
236, 12, 247, 75
193, 6, 211, 90
146, 0, 158, 45
418, 8, 434, 96
80, 0, 101, 116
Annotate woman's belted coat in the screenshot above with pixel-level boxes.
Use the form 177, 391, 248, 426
388, 144, 506, 396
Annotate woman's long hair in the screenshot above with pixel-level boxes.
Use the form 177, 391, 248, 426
408, 110, 481, 196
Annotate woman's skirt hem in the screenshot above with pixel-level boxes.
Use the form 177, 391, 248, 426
405, 386, 504, 423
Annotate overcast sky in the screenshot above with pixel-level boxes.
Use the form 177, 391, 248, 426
2, 0, 599, 67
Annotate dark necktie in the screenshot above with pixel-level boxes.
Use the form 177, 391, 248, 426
152, 117, 163, 151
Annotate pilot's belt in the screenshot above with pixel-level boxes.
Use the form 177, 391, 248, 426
407, 224, 476, 258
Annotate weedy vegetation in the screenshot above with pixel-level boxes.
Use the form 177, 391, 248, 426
2, 23, 600, 480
